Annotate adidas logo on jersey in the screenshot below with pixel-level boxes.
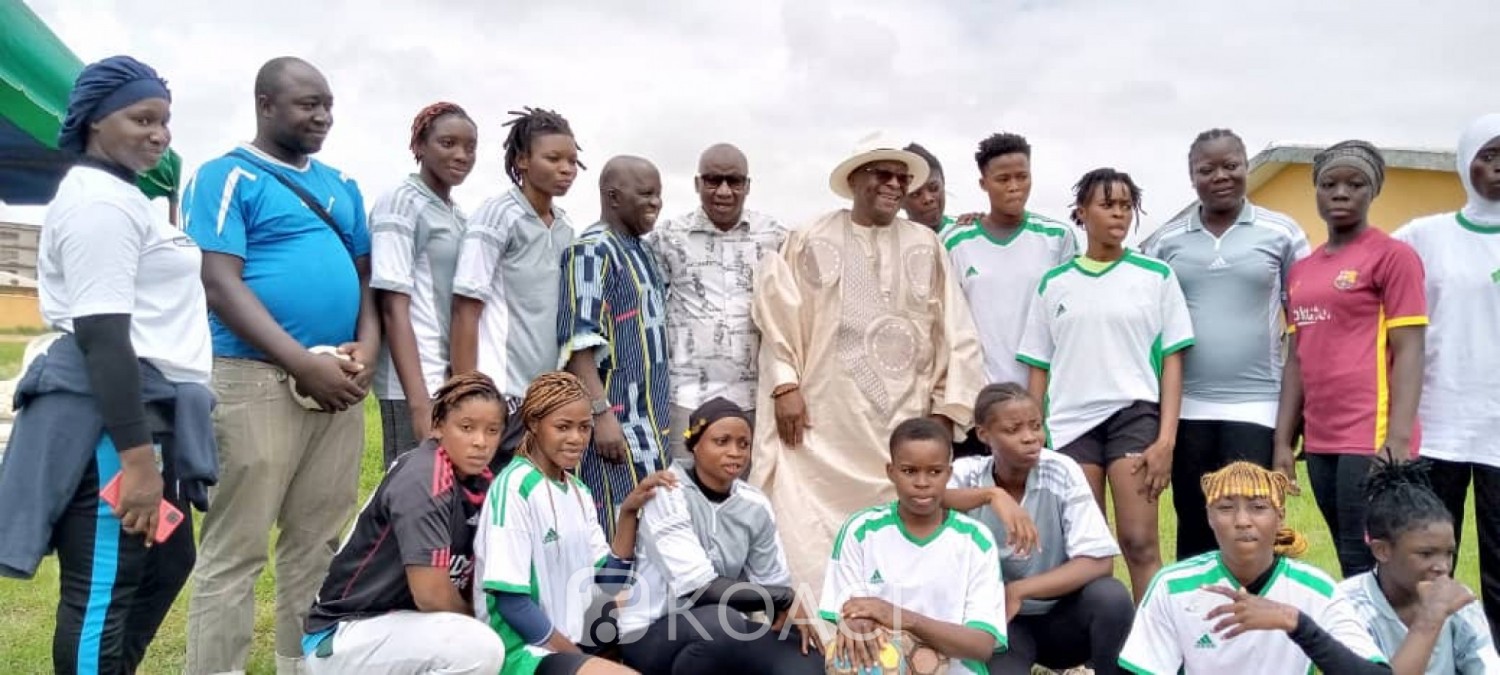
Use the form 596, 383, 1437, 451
870, 570, 884, 584
1208, 256, 1230, 270
1056, 303, 1068, 317
965, 265, 979, 278
1194, 634, 1216, 649
1491, 268, 1500, 284
543, 528, 559, 544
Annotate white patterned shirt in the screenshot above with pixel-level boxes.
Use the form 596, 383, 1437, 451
646, 208, 789, 409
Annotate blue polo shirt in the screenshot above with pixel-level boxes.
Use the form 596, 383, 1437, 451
182, 144, 370, 360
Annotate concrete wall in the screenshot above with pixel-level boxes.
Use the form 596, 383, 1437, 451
1250, 165, 1467, 248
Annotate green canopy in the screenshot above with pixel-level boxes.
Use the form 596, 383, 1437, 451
0, 0, 181, 204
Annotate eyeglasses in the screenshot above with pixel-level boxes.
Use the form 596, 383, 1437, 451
860, 167, 914, 188
699, 174, 748, 190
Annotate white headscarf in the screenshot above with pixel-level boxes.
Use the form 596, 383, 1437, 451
1458, 113, 1500, 226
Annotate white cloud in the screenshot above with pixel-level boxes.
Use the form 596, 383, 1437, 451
6, 0, 1499, 238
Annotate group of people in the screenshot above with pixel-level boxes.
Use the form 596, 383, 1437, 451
2, 49, 1500, 675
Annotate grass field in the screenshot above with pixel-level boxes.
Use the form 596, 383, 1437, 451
0, 343, 1484, 672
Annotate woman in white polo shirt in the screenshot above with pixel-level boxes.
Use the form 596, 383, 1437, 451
0, 56, 214, 674
370, 102, 478, 464
1142, 129, 1310, 561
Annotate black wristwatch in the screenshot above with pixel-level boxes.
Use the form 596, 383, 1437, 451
591, 398, 611, 416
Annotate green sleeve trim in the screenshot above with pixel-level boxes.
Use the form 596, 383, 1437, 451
1016, 353, 1050, 371
819, 610, 841, 624
1161, 337, 1195, 356
1118, 657, 1158, 675
964, 620, 1006, 651
482, 580, 531, 595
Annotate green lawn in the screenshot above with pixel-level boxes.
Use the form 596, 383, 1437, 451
0, 358, 1484, 672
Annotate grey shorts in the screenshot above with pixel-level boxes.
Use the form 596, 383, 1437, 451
1057, 400, 1160, 468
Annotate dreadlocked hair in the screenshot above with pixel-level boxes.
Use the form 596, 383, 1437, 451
974, 382, 1033, 427
1188, 128, 1246, 160
517, 371, 590, 459
974, 132, 1032, 171
408, 101, 472, 161
1365, 456, 1451, 543
903, 142, 943, 179
1201, 461, 1308, 558
1070, 167, 1145, 230
502, 106, 584, 186
430, 371, 504, 430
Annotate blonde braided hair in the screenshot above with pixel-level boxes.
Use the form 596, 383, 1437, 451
1200, 461, 1308, 558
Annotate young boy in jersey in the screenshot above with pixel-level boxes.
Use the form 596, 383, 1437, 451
1017, 168, 1193, 601
303, 373, 506, 674
1330, 457, 1500, 674
945, 383, 1133, 674
821, 417, 1006, 675
475, 372, 669, 675
1118, 462, 1392, 674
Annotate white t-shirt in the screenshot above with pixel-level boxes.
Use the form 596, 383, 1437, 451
474, 457, 608, 659
1016, 251, 1195, 449
39, 164, 211, 384
1393, 212, 1500, 468
1119, 552, 1386, 674
820, 503, 1007, 675
943, 213, 1078, 387
368, 175, 465, 401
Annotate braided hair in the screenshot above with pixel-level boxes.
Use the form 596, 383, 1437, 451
1070, 167, 1145, 229
502, 107, 583, 186
973, 382, 1033, 427
516, 371, 590, 459
430, 371, 504, 431
974, 133, 1032, 171
1201, 461, 1308, 557
408, 101, 472, 161
1365, 457, 1451, 543
1188, 128, 1246, 160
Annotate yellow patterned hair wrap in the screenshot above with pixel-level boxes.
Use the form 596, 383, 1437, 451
1200, 461, 1308, 558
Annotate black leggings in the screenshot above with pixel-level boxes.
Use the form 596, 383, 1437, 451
986, 576, 1134, 675
1306, 453, 1375, 577
1171, 420, 1275, 560
620, 606, 823, 675
52, 433, 195, 675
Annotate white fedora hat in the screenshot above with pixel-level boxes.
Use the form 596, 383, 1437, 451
827, 131, 930, 200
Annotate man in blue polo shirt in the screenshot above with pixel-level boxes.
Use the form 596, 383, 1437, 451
181, 56, 379, 675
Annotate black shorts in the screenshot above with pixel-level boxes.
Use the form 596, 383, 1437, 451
1057, 400, 1159, 467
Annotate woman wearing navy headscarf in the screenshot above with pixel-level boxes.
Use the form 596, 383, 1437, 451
0, 55, 215, 673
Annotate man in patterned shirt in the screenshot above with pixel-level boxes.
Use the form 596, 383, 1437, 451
647, 143, 788, 461
560, 155, 672, 542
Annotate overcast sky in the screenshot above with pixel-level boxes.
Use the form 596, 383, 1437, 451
5, 0, 1499, 237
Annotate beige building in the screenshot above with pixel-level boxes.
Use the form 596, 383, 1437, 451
0, 221, 41, 280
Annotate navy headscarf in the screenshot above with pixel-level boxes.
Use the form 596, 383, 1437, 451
57, 55, 171, 154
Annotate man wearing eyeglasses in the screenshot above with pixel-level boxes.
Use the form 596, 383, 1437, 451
646, 143, 788, 461
748, 134, 984, 593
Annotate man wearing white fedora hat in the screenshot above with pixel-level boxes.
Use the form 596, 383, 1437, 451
749, 132, 984, 592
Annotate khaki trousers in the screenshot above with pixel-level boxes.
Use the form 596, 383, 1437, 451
185, 358, 364, 675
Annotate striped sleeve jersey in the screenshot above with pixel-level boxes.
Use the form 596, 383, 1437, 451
1119, 552, 1385, 674
819, 503, 1007, 675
